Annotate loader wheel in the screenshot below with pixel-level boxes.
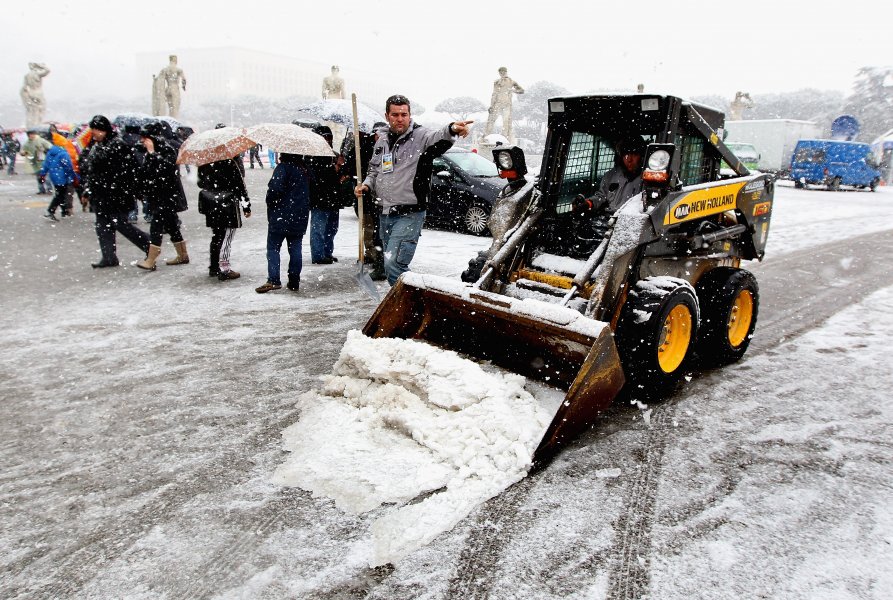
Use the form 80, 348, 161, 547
616, 278, 699, 394
695, 268, 759, 367
463, 202, 491, 236
828, 176, 841, 192
870, 178, 879, 192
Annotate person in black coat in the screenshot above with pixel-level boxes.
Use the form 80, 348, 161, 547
255, 153, 312, 293
197, 154, 251, 280
81, 115, 150, 268
308, 125, 342, 264
135, 122, 190, 271
341, 125, 385, 279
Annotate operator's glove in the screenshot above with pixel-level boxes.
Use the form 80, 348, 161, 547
572, 192, 608, 213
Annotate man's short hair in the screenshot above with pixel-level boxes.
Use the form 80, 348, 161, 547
385, 94, 411, 115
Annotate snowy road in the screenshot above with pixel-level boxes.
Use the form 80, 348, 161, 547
1, 170, 891, 599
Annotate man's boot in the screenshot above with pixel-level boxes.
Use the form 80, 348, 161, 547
166, 240, 190, 265
137, 244, 162, 271
369, 256, 386, 281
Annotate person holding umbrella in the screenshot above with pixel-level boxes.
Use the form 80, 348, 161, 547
255, 153, 312, 294
135, 122, 189, 271
197, 125, 251, 280
354, 95, 472, 285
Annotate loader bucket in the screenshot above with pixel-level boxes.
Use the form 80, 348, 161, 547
362, 274, 626, 462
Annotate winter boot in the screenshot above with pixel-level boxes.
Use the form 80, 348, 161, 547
369, 256, 386, 281
287, 274, 300, 292
136, 244, 162, 271
166, 240, 190, 265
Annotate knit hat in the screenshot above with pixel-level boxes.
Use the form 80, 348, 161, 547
617, 136, 646, 155
89, 115, 113, 133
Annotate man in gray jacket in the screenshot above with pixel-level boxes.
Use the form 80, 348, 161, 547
573, 136, 645, 215
356, 94, 472, 285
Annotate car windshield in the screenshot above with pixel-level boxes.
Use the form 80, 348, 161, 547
447, 151, 500, 177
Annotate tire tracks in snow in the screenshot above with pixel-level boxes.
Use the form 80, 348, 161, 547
446, 229, 893, 599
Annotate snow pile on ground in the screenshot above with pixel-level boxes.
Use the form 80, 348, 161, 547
272, 330, 552, 566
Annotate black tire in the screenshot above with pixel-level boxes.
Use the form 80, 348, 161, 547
794, 180, 805, 189
827, 176, 841, 192
870, 178, 880, 192
463, 202, 490, 236
616, 278, 699, 395
694, 267, 759, 367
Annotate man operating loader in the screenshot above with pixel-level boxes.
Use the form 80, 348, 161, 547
573, 136, 646, 215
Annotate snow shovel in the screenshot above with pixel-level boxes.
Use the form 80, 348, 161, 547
352, 93, 380, 301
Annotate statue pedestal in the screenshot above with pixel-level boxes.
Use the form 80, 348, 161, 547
475, 133, 510, 162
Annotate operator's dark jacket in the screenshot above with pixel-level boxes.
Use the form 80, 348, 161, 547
139, 137, 187, 216
82, 132, 140, 214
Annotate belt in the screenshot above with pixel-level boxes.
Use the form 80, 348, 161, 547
381, 204, 422, 216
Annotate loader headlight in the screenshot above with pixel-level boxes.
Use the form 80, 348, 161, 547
647, 150, 671, 171
492, 146, 528, 181
642, 143, 676, 188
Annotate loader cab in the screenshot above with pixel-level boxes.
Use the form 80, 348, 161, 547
532, 94, 729, 257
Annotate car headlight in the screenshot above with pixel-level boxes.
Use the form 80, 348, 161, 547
647, 150, 670, 171
496, 152, 514, 170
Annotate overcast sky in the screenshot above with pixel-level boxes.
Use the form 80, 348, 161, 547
3, 0, 890, 111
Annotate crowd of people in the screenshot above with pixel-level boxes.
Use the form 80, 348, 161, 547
6, 93, 477, 294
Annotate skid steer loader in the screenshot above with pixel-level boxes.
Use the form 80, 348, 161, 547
362, 94, 774, 463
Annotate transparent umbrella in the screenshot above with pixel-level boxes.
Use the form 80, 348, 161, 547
176, 127, 254, 166
246, 123, 335, 156
300, 99, 383, 133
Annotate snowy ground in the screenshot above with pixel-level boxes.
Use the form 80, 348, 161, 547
1, 168, 892, 598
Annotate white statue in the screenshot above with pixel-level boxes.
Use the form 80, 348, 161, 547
484, 67, 524, 143
322, 65, 345, 100
20, 62, 50, 127
729, 91, 754, 121
158, 55, 187, 118
151, 74, 165, 116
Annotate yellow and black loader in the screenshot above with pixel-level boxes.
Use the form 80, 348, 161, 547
363, 94, 774, 463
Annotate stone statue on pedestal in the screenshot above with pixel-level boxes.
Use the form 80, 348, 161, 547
729, 91, 754, 121
20, 62, 50, 127
322, 65, 345, 100
484, 67, 524, 143
157, 55, 187, 118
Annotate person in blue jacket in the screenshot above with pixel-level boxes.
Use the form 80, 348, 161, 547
39, 143, 77, 221
255, 152, 312, 293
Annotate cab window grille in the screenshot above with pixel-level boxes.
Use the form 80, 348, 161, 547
678, 134, 710, 186
556, 133, 614, 213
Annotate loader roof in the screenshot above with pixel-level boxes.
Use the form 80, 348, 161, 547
546, 94, 725, 138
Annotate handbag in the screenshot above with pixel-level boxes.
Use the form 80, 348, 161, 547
198, 189, 236, 216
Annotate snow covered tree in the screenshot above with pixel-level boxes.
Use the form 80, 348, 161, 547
514, 81, 569, 132
843, 67, 893, 143
434, 96, 487, 120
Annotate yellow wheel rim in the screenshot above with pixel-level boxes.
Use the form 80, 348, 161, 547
727, 290, 754, 348
658, 304, 692, 373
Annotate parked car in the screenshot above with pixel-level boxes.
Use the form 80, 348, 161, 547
790, 139, 882, 191
426, 148, 504, 235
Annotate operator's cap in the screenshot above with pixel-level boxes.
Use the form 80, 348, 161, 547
617, 136, 646, 155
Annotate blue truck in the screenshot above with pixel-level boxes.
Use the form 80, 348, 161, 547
790, 139, 882, 191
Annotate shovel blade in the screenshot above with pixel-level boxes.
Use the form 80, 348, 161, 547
356, 264, 380, 301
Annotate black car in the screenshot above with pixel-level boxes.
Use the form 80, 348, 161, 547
426, 148, 504, 236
